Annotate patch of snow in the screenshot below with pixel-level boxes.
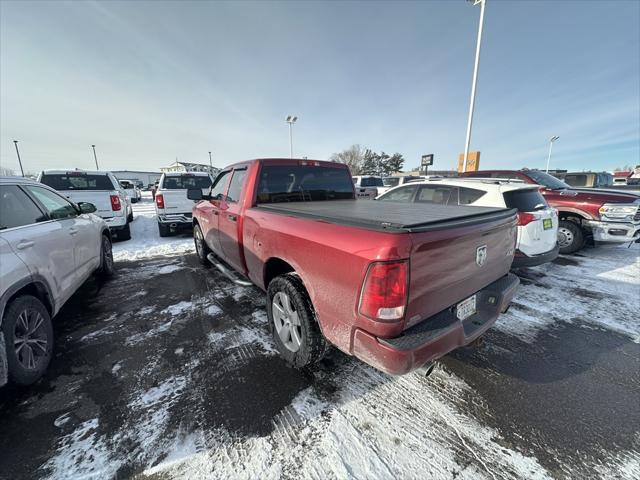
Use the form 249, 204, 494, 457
111, 362, 122, 375
138, 306, 155, 316
53, 413, 71, 428
498, 245, 640, 343
130, 376, 187, 409
42, 418, 116, 480
175, 347, 184, 356
112, 200, 194, 262
157, 264, 185, 275
162, 300, 194, 316
205, 304, 222, 316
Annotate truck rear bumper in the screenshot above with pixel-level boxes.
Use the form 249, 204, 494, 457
103, 215, 127, 228
511, 244, 559, 268
351, 273, 520, 375
158, 213, 192, 226
586, 220, 640, 243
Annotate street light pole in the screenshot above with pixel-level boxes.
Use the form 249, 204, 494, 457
286, 115, 298, 158
91, 145, 99, 170
13, 140, 25, 176
208, 151, 212, 168
463, 0, 486, 173
545, 136, 560, 173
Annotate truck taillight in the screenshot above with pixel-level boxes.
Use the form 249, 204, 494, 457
155, 194, 165, 209
359, 261, 408, 321
110, 195, 121, 211
517, 212, 537, 226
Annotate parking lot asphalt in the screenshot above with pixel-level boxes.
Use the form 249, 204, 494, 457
1, 201, 638, 480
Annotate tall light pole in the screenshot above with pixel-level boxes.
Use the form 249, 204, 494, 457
286, 115, 298, 158
208, 151, 212, 168
13, 140, 25, 176
545, 136, 560, 173
91, 145, 99, 170
462, 0, 486, 172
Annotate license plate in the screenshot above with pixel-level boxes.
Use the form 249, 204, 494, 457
456, 295, 477, 321
543, 218, 552, 230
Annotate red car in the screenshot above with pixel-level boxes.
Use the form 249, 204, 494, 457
461, 170, 640, 253
188, 159, 519, 375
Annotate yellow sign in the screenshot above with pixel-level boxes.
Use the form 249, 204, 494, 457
458, 151, 481, 173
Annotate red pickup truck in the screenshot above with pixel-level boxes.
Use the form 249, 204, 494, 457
462, 170, 640, 253
188, 159, 519, 375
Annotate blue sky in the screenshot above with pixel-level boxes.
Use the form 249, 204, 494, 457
1, 0, 638, 174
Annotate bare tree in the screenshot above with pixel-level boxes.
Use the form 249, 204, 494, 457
330, 144, 365, 175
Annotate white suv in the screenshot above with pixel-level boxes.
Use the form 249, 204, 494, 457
377, 178, 559, 268
352, 175, 384, 199
155, 172, 213, 237
38, 170, 133, 240
0, 177, 114, 387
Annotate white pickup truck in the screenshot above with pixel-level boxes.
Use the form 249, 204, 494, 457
155, 172, 213, 236
38, 170, 133, 240
118, 180, 141, 203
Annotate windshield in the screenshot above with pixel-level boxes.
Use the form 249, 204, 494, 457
161, 175, 212, 190
40, 174, 115, 191
360, 177, 383, 187
526, 170, 570, 190
256, 165, 354, 203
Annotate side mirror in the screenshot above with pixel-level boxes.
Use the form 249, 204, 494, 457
187, 189, 204, 201
77, 202, 97, 214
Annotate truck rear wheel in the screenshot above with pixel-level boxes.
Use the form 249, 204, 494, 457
158, 223, 170, 237
193, 224, 211, 265
2, 295, 53, 386
558, 220, 584, 254
267, 274, 327, 368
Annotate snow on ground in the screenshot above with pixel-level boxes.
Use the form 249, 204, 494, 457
112, 196, 194, 261
497, 243, 640, 343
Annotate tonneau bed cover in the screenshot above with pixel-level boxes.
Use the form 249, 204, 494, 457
254, 200, 515, 233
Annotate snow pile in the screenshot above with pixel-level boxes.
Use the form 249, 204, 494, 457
112, 199, 194, 261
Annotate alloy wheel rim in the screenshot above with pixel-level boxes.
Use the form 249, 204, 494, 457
13, 308, 48, 370
558, 227, 573, 248
272, 291, 302, 352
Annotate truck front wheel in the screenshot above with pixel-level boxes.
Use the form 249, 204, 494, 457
558, 220, 584, 254
267, 274, 327, 368
193, 224, 211, 265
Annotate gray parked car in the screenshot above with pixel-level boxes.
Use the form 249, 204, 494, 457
0, 176, 114, 386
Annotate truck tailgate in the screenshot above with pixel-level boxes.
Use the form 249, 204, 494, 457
58, 190, 118, 218
159, 190, 202, 214
404, 212, 517, 330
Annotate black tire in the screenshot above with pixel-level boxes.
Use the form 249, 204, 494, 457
128, 211, 134, 222
98, 234, 115, 277
2, 295, 53, 386
118, 222, 131, 241
266, 274, 327, 368
158, 222, 170, 237
558, 220, 584, 254
193, 224, 211, 265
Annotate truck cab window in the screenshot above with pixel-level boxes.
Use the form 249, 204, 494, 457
210, 171, 231, 200
226, 169, 247, 203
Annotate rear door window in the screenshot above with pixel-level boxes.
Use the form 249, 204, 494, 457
503, 189, 547, 212
416, 185, 456, 205
40, 173, 115, 190
0, 185, 47, 229
458, 187, 486, 204
226, 169, 247, 203
24, 185, 79, 220
361, 177, 383, 187
161, 175, 212, 190
378, 185, 417, 202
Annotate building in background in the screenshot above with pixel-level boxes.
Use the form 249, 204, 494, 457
160, 161, 219, 176
112, 170, 161, 187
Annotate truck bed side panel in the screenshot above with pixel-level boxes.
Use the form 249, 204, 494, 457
242, 208, 413, 354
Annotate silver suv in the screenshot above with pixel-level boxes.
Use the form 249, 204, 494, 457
0, 177, 115, 387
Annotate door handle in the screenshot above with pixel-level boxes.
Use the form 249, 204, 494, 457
16, 241, 34, 250
69, 227, 79, 235
228, 214, 237, 222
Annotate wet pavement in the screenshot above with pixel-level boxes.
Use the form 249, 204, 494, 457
0, 250, 638, 479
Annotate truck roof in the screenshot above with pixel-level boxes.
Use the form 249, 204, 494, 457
41, 169, 113, 175
255, 199, 513, 233
414, 178, 537, 193
221, 158, 350, 171
161, 171, 212, 177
